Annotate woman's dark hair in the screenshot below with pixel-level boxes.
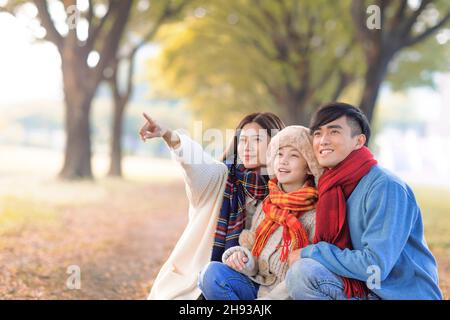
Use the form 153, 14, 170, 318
221, 112, 286, 166
309, 102, 371, 146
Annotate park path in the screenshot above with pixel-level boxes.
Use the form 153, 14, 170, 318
0, 180, 188, 299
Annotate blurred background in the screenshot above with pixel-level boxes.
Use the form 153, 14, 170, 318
0, 0, 449, 299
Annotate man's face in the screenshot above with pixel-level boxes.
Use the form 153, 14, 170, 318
312, 116, 366, 169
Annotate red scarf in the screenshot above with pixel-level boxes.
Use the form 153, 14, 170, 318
314, 146, 377, 299
253, 179, 318, 262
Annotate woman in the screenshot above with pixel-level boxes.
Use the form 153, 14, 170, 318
140, 112, 285, 299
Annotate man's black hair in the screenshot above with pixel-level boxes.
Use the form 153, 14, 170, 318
309, 102, 371, 146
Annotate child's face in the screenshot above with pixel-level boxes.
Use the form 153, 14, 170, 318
273, 146, 309, 187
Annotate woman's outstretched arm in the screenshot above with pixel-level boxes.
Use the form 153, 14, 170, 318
139, 113, 227, 211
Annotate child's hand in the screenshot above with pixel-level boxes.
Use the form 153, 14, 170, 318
225, 251, 249, 271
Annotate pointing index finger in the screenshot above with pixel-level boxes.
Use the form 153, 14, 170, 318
143, 112, 154, 125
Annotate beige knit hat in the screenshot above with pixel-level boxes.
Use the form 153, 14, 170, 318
266, 125, 324, 184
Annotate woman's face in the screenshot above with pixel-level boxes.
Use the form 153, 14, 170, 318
237, 122, 270, 169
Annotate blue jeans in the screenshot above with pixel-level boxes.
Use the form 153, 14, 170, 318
286, 258, 380, 300
198, 261, 259, 300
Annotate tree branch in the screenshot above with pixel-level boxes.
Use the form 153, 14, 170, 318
331, 70, 355, 101
132, 4, 172, 52
87, 0, 94, 28
394, 0, 409, 22
0, 5, 15, 15
240, 3, 274, 35
398, 0, 432, 39
108, 60, 121, 100
404, 10, 450, 47
351, 0, 373, 44
85, 0, 115, 53
113, 0, 193, 101
124, 53, 137, 102
235, 35, 275, 61
33, 0, 64, 51
90, 0, 133, 90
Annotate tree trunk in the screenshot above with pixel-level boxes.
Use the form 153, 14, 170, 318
59, 56, 96, 180
359, 54, 392, 123
108, 98, 126, 177
30, 0, 134, 180
59, 94, 94, 180
283, 93, 312, 127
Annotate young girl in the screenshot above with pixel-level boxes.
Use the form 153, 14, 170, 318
198, 126, 323, 299
140, 112, 285, 299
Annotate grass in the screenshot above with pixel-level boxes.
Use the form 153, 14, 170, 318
0, 196, 59, 234
414, 186, 450, 299
414, 186, 450, 253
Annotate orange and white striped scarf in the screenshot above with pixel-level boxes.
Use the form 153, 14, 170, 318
252, 178, 318, 262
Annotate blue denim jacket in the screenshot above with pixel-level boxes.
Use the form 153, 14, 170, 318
301, 165, 443, 300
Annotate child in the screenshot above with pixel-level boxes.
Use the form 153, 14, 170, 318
198, 126, 323, 299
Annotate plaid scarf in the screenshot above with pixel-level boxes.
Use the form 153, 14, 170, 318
210, 164, 270, 262
315, 146, 377, 299
252, 178, 318, 262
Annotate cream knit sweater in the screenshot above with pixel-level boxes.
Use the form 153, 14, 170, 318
148, 131, 228, 299
148, 131, 262, 300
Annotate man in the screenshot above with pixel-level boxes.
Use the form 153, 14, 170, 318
285, 102, 442, 300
